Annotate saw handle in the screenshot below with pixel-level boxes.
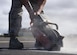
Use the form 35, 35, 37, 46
46, 22, 58, 30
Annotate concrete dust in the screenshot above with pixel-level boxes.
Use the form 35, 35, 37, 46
61, 35, 77, 52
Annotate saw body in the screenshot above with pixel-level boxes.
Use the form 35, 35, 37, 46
31, 14, 64, 51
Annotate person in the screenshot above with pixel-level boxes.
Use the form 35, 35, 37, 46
9, 0, 46, 49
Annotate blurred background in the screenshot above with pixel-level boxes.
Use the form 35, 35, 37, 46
0, 0, 77, 36
0, 0, 77, 52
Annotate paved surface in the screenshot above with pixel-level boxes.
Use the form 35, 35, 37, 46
0, 37, 77, 55
0, 37, 35, 48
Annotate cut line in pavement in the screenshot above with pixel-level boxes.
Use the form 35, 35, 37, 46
0, 41, 35, 43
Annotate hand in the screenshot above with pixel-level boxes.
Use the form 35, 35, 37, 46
37, 12, 40, 15
34, 12, 40, 15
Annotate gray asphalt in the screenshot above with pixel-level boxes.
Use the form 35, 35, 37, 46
0, 36, 77, 55
0, 37, 35, 48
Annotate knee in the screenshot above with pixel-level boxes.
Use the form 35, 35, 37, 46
9, 8, 23, 17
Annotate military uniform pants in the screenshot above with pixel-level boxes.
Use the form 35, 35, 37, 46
9, 0, 23, 36
9, 0, 43, 37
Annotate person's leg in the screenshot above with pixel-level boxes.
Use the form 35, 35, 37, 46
9, 0, 23, 49
29, 1, 44, 48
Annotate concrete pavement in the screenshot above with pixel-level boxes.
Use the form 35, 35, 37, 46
0, 37, 77, 55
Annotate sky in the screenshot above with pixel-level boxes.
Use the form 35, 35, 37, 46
0, 0, 77, 36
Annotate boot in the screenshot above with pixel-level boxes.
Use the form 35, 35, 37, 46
35, 40, 43, 49
9, 37, 24, 49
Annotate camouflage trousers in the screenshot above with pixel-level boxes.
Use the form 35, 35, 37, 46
9, 0, 23, 36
